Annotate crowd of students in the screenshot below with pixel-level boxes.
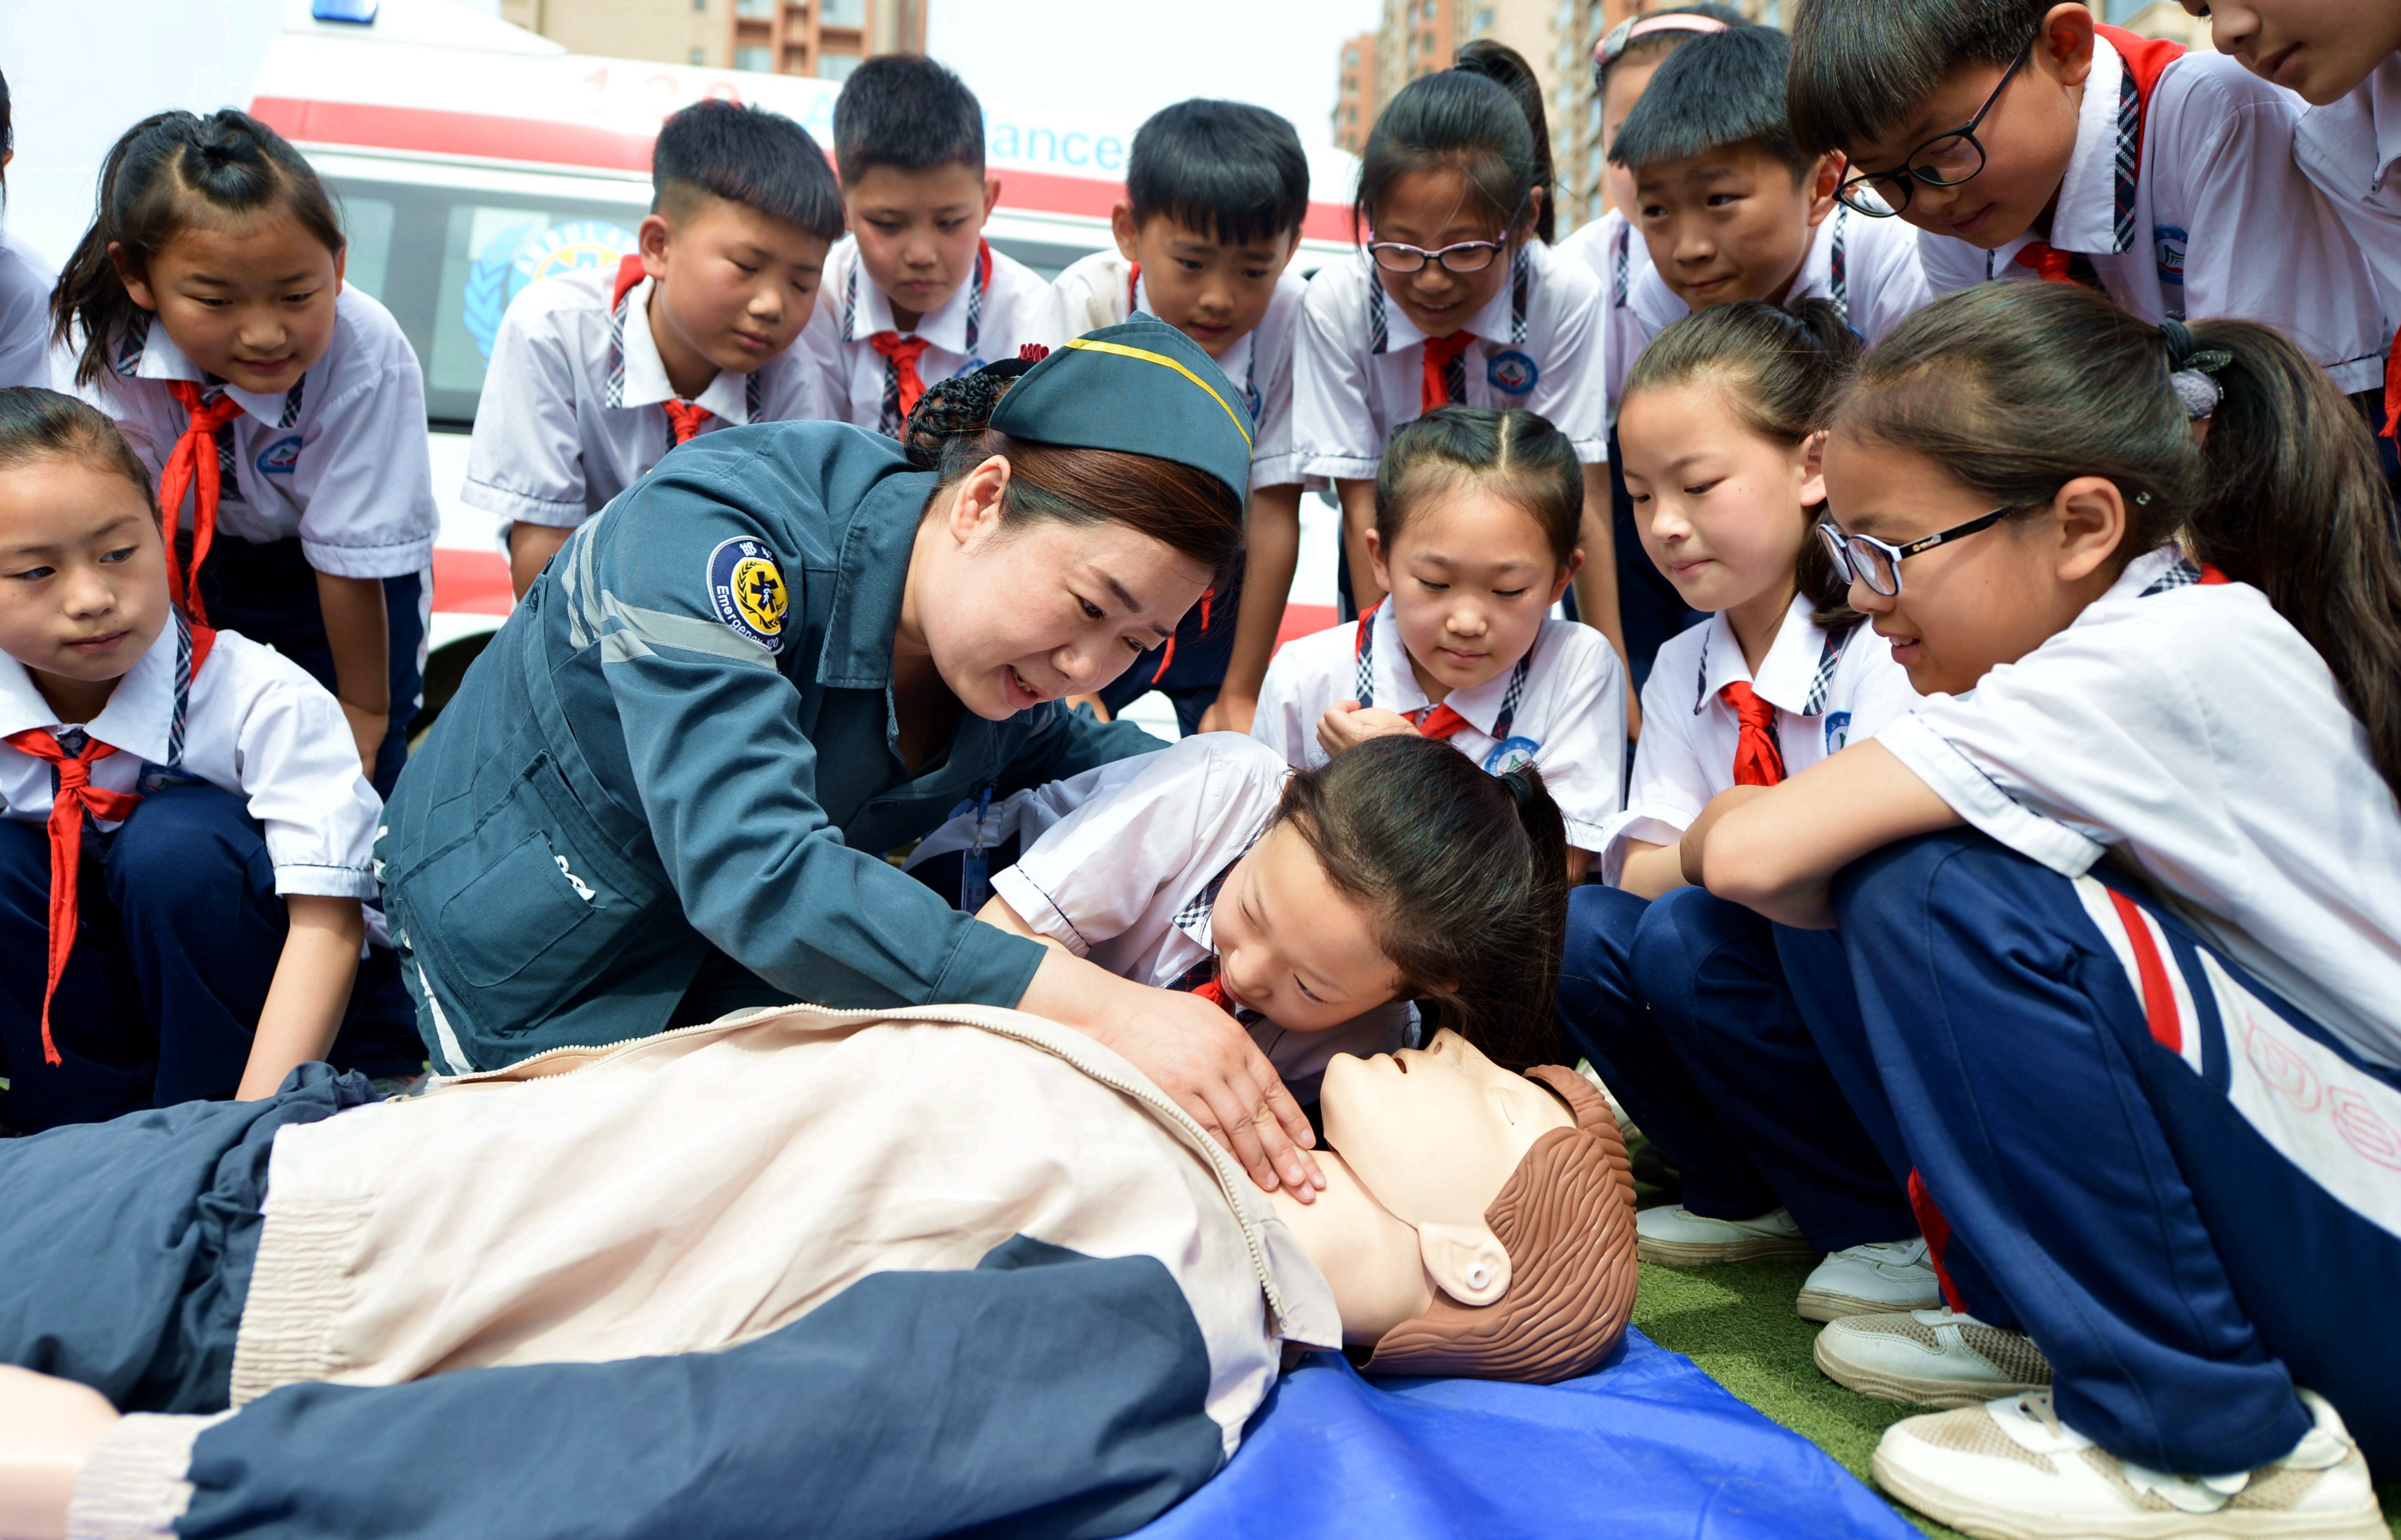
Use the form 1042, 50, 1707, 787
0, 0, 2396, 1531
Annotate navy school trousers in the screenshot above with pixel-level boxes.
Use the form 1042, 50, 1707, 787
1576, 830, 2401, 1474
193, 535, 427, 799
1817, 831, 2401, 1474
0, 782, 420, 1133
1557, 882, 1920, 1251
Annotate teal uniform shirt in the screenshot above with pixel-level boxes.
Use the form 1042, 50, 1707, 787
379, 421, 1164, 1072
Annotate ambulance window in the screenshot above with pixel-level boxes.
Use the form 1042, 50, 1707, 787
338, 195, 396, 303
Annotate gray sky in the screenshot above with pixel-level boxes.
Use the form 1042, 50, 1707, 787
928, 0, 1382, 153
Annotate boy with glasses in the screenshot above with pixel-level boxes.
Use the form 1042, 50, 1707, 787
1788, 0, 2387, 404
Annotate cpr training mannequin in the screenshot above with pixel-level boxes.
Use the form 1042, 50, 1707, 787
0, 1015, 1636, 1540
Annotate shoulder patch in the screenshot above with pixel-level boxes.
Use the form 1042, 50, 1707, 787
707, 536, 788, 655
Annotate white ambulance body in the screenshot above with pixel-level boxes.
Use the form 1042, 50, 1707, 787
244, 6, 1356, 716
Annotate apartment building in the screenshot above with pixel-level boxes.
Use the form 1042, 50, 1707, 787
499, 0, 925, 77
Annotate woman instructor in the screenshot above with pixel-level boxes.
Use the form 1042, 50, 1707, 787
380, 317, 1321, 1195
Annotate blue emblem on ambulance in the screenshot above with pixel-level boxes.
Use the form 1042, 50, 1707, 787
1486, 348, 1538, 396
1482, 735, 1541, 774
255, 435, 301, 475
461, 217, 640, 362
1823, 710, 1853, 753
707, 536, 788, 656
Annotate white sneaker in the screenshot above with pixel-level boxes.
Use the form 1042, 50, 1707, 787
1816, 1308, 2052, 1407
1797, 1237, 1943, 1321
1635, 1204, 1815, 1265
1873, 1388, 2386, 1539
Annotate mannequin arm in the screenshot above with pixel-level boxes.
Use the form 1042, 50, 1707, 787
0, 1367, 117, 1540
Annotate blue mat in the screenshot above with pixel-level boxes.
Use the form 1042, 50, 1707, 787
1135, 1327, 1919, 1539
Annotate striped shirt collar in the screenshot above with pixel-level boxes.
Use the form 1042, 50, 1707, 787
0, 611, 188, 762
610, 275, 756, 422
2049, 31, 2141, 255
1695, 590, 1845, 717
838, 244, 983, 355
111, 313, 309, 427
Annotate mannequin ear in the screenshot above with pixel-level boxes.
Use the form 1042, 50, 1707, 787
1417, 1221, 1511, 1307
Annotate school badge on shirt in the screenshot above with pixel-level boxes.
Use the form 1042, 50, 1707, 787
1483, 735, 1541, 774
1487, 349, 1538, 396
707, 536, 787, 655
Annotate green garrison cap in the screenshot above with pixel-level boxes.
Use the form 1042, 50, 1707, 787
988, 313, 1256, 500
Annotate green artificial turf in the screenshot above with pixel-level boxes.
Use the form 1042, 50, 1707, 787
1624, 1163, 2401, 1538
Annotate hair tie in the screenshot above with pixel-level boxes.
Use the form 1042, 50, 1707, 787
1500, 765, 1542, 818
1596, 12, 1729, 67
2159, 320, 2233, 421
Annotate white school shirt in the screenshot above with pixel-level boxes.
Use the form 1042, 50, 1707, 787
1627, 204, 1934, 356
67, 288, 437, 578
798, 236, 1062, 435
0, 615, 380, 899
461, 266, 826, 531
984, 733, 1414, 1102
1600, 593, 1923, 885
1052, 249, 1307, 489
1251, 605, 1626, 853
0, 229, 55, 391
1875, 547, 2401, 1072
1915, 32, 2387, 394
1294, 240, 1609, 481
2295, 54, 2401, 343
1557, 209, 1653, 433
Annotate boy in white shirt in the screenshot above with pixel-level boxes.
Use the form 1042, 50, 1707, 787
1558, 7, 1749, 695
1788, 0, 2388, 404
1612, 26, 1933, 375
801, 56, 1060, 438
0, 391, 395, 1134
1051, 99, 1309, 736
2183, 0, 2401, 458
464, 100, 843, 599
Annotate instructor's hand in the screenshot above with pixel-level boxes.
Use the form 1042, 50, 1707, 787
1017, 948, 1323, 1200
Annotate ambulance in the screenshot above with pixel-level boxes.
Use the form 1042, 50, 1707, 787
244, 1, 1358, 725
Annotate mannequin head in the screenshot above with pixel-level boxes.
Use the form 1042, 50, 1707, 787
1268, 1030, 1638, 1383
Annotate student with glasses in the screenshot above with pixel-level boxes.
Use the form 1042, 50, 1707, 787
1785, 0, 2386, 418
1294, 43, 1626, 695
1693, 281, 2400, 1540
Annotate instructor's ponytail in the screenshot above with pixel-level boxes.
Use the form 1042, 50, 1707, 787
1836, 281, 2401, 808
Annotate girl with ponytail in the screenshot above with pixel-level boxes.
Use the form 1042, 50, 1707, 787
911, 730, 1570, 1089
49, 109, 435, 797
1292, 40, 1626, 684
1690, 281, 2400, 1537
1558, 296, 1941, 1331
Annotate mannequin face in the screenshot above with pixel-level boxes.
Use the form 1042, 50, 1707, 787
1270, 1031, 1574, 1338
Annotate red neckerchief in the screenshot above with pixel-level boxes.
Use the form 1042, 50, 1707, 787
156, 384, 244, 623
4, 625, 218, 1063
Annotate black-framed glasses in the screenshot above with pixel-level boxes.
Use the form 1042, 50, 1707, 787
1817, 508, 2012, 596
1366, 234, 1511, 274
1834, 36, 2035, 216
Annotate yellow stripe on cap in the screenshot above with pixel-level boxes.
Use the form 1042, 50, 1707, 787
1062, 337, 1254, 448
